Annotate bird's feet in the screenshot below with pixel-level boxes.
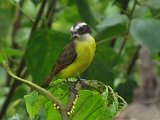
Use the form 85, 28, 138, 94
76, 77, 86, 87
66, 78, 78, 95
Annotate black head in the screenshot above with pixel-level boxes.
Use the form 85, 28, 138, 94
70, 22, 92, 35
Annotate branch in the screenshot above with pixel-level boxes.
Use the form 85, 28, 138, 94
3, 59, 69, 120
30, 0, 47, 36
127, 46, 141, 75
9, 0, 34, 22
45, 0, 57, 27
0, 59, 25, 119
66, 81, 82, 114
117, 0, 137, 55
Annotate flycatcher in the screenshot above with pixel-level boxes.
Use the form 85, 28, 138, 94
41, 22, 96, 87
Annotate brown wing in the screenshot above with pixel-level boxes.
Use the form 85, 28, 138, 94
41, 42, 77, 88
52, 42, 77, 76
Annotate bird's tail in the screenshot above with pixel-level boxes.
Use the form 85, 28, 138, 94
41, 73, 54, 88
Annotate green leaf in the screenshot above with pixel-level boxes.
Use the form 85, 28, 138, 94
76, 0, 98, 30
15, 27, 30, 48
25, 79, 126, 120
71, 90, 103, 120
130, 19, 160, 54
96, 14, 128, 41
97, 15, 128, 30
22, 0, 36, 17
2, 48, 24, 57
25, 28, 69, 84
35, 107, 46, 120
140, 0, 160, 10
24, 91, 39, 119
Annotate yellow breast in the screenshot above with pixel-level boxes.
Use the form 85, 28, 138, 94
57, 34, 96, 78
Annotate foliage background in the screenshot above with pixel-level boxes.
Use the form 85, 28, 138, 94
0, 0, 160, 119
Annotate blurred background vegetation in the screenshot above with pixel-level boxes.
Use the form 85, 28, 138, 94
0, 0, 160, 119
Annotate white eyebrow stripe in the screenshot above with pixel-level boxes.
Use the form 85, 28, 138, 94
75, 22, 87, 30
70, 22, 87, 32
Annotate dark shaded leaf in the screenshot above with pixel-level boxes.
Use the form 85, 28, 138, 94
25, 28, 70, 84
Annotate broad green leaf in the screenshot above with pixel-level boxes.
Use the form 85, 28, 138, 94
130, 19, 160, 54
96, 14, 128, 41
97, 15, 128, 29
71, 90, 103, 120
133, 5, 153, 18
35, 107, 46, 120
24, 80, 69, 120
25, 91, 39, 119
25, 28, 69, 84
76, 0, 98, 30
25, 79, 126, 120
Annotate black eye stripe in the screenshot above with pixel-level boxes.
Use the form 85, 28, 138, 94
76, 25, 91, 35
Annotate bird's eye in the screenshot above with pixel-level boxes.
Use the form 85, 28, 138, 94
79, 27, 84, 32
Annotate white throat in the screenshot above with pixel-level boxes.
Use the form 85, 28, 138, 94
74, 33, 93, 44
80, 33, 91, 40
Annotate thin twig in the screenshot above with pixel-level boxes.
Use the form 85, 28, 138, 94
118, 0, 137, 55
30, 0, 47, 36
3, 61, 64, 109
127, 46, 141, 75
9, 0, 34, 22
45, 0, 57, 27
0, 59, 25, 119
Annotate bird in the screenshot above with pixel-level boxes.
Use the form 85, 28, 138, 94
41, 22, 96, 88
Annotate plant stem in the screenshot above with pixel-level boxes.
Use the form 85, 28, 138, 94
3, 60, 69, 120
118, 0, 137, 55
45, 0, 57, 27
66, 81, 82, 112
30, 0, 47, 36
9, 0, 34, 22
127, 46, 141, 75
0, 59, 25, 119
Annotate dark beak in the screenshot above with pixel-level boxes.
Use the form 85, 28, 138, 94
71, 33, 80, 39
